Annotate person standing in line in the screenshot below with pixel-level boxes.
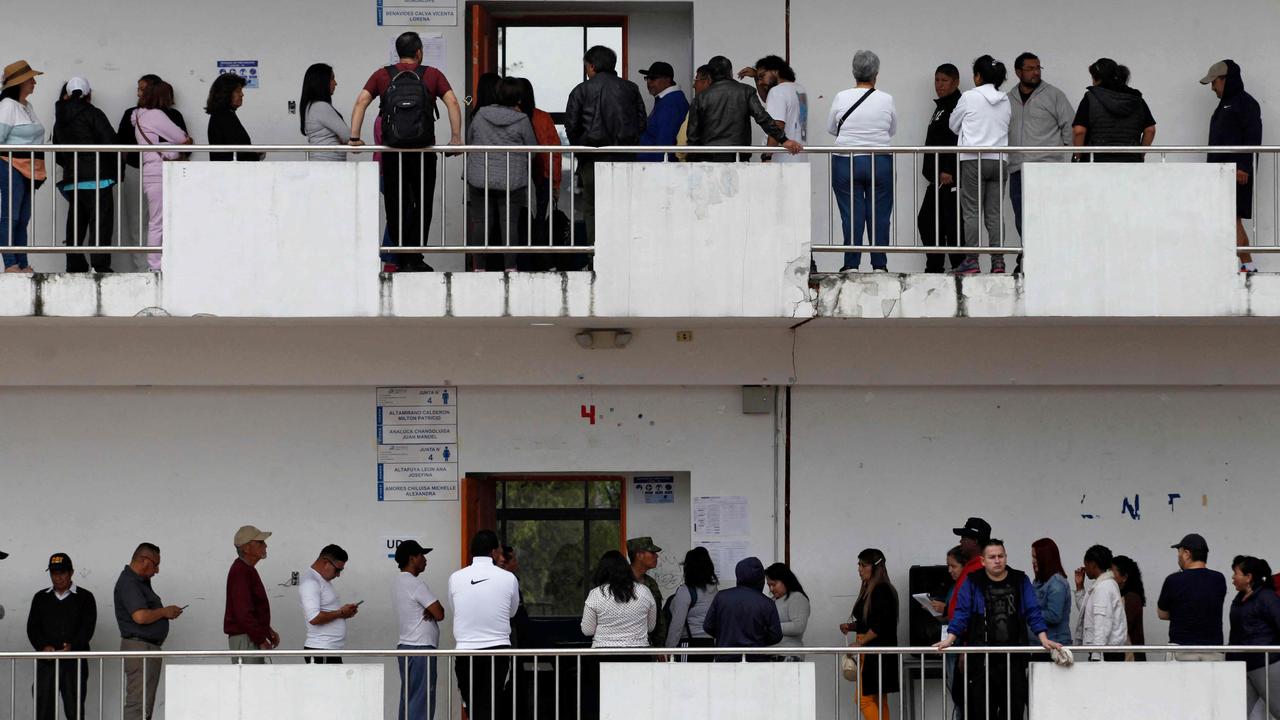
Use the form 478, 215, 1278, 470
636, 61, 689, 162
945, 517, 991, 619
448, 530, 520, 720
1005, 51, 1074, 273
826, 50, 897, 273
349, 31, 464, 273
929, 545, 969, 720
224, 525, 280, 663
299, 544, 358, 664
132, 81, 191, 273
115, 543, 183, 720
839, 549, 899, 720
1157, 533, 1227, 661
703, 556, 783, 661
935, 539, 1061, 720
665, 547, 720, 657
764, 562, 809, 659
1029, 538, 1072, 646
580, 550, 658, 719
1229, 555, 1280, 718
464, 77, 537, 272
499, 546, 531, 648
686, 55, 800, 163
675, 66, 713, 161
27, 553, 96, 720
1071, 58, 1155, 163
116, 74, 186, 273
52, 76, 118, 273
950, 55, 1011, 276
392, 540, 444, 720
626, 536, 667, 647
1111, 554, 1147, 661
206, 73, 262, 162
513, 79, 562, 242
0, 60, 46, 274
740, 55, 807, 165
1201, 60, 1264, 273
919, 63, 966, 274
1072, 544, 1127, 660
300, 63, 350, 161
564, 45, 647, 240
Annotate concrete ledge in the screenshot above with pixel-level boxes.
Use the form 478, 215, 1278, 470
3, 270, 1279, 320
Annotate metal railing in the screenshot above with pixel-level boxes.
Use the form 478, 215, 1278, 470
0, 644, 1275, 720
1, 144, 1276, 274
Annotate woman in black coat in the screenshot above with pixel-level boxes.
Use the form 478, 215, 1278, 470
205, 73, 262, 162
840, 548, 900, 720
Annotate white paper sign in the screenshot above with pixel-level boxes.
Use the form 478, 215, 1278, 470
691, 496, 750, 537
377, 387, 459, 501
698, 540, 752, 581
377, 0, 458, 27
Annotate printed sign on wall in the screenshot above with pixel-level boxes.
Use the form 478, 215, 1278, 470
216, 60, 259, 89
377, 0, 458, 26
376, 387, 459, 501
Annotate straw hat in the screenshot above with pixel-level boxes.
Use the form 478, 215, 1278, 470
2, 60, 43, 91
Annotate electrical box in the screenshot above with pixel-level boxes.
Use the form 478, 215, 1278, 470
741, 386, 775, 414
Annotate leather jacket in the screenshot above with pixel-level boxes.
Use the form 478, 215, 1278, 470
564, 70, 647, 159
687, 79, 789, 161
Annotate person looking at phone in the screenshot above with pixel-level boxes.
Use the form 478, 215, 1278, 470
299, 544, 358, 664
114, 542, 182, 720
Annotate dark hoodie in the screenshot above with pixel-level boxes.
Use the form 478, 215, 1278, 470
702, 556, 782, 660
922, 89, 962, 182
52, 95, 119, 187
1073, 85, 1155, 162
1208, 60, 1262, 175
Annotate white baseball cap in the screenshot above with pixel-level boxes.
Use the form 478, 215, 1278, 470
66, 76, 91, 96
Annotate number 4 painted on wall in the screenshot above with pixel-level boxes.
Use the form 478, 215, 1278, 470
581, 405, 596, 425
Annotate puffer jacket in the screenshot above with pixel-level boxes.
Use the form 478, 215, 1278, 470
564, 70, 646, 153
686, 79, 789, 161
53, 97, 119, 186
465, 105, 537, 191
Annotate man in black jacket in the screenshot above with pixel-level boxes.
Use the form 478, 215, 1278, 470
565, 45, 647, 244
27, 553, 97, 720
703, 556, 782, 661
686, 56, 801, 163
919, 64, 966, 273
1202, 59, 1264, 273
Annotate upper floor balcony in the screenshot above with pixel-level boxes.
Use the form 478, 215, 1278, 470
2, 143, 1277, 322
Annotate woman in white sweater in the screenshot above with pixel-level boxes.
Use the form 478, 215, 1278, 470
766, 562, 811, 660
948, 55, 1011, 276
299, 63, 350, 162
580, 550, 656, 718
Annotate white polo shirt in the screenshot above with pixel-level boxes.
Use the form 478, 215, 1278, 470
393, 571, 441, 647
448, 557, 520, 650
298, 568, 345, 649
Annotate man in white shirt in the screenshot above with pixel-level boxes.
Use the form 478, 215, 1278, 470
297, 544, 358, 664
1073, 544, 1127, 661
448, 530, 520, 720
393, 540, 444, 720
744, 55, 808, 164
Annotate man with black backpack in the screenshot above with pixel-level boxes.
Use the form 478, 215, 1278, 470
349, 31, 462, 272
935, 538, 1061, 720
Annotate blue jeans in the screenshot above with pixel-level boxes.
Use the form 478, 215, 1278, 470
0, 162, 32, 269
1009, 170, 1024, 237
397, 644, 438, 720
831, 154, 893, 270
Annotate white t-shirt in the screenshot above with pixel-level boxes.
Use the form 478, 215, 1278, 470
826, 88, 897, 153
298, 568, 345, 649
393, 571, 441, 647
448, 557, 520, 650
766, 82, 808, 163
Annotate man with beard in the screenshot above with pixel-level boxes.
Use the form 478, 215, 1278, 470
739, 55, 808, 164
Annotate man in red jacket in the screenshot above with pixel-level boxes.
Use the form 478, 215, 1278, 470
946, 517, 991, 619
225, 525, 279, 663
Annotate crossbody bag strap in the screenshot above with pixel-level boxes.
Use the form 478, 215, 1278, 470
835, 88, 876, 136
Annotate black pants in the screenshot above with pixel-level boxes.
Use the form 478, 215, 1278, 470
61, 187, 114, 272
383, 152, 437, 269
918, 183, 966, 273
964, 652, 1027, 720
454, 648, 511, 720
303, 647, 343, 664
35, 658, 89, 720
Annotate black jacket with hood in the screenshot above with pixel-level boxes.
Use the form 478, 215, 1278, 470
1208, 60, 1263, 175
53, 96, 119, 186
922, 89, 962, 182
1078, 85, 1153, 162
702, 557, 782, 660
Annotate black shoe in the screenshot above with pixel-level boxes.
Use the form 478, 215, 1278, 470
94, 267, 114, 274
401, 259, 435, 272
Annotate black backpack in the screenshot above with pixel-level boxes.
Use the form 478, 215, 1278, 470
379, 65, 437, 148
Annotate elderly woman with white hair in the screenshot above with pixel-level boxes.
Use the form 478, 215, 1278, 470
827, 50, 897, 273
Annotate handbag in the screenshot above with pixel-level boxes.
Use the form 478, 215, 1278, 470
841, 630, 859, 682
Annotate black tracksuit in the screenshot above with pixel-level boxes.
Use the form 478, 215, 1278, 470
27, 587, 97, 720
918, 90, 966, 272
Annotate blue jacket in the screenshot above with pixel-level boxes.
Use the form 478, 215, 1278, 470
703, 557, 782, 660
1207, 60, 1262, 174
1031, 574, 1073, 645
638, 88, 689, 162
949, 568, 1048, 645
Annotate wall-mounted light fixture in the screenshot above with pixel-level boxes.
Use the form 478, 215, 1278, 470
575, 329, 633, 349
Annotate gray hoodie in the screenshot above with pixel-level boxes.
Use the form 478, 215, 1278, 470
1006, 81, 1075, 169
465, 105, 537, 191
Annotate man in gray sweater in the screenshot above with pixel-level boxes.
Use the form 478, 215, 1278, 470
1007, 52, 1075, 271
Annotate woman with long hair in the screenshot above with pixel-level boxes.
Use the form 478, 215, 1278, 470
299, 63, 349, 161
765, 562, 810, 659
581, 550, 656, 719
1111, 554, 1146, 661
1071, 58, 1155, 163
206, 73, 261, 162
839, 548, 899, 720
664, 546, 719, 656
1030, 538, 1072, 645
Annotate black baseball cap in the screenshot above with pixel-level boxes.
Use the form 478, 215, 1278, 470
952, 517, 992, 541
47, 553, 73, 572
1172, 533, 1209, 553
0, 549, 8, 560
394, 540, 432, 567
639, 61, 675, 80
